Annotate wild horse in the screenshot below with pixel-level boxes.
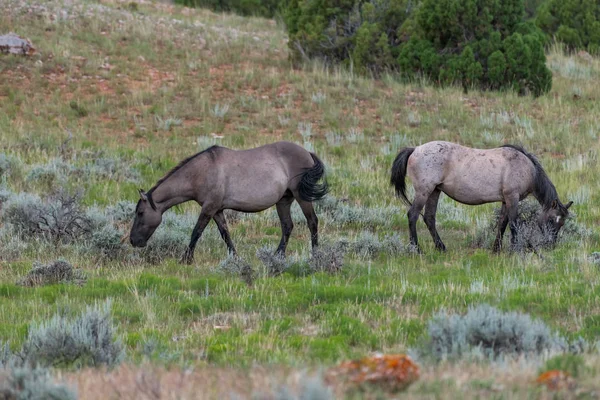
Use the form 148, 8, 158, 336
391, 141, 572, 253
130, 141, 329, 263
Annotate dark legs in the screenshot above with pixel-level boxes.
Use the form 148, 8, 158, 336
213, 211, 236, 255
297, 199, 319, 250
492, 196, 519, 253
275, 195, 294, 256
275, 192, 318, 256
182, 211, 212, 264
182, 209, 236, 264
181, 194, 320, 263
422, 189, 446, 251
407, 192, 429, 253
493, 204, 508, 252
507, 196, 519, 246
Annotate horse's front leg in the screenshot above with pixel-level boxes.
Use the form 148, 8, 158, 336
182, 211, 213, 264
492, 203, 509, 252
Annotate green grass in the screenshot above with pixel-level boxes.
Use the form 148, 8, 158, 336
1, 0, 600, 397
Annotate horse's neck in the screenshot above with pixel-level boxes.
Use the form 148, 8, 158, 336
151, 181, 196, 212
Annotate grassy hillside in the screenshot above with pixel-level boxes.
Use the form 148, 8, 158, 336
1, 0, 600, 397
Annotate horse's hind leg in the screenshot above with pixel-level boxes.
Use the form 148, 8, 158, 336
492, 203, 509, 252
423, 189, 446, 251
408, 192, 429, 253
506, 196, 520, 247
213, 211, 236, 255
182, 210, 213, 264
275, 194, 295, 256
296, 199, 319, 250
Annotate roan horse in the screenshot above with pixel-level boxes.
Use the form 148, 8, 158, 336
130, 141, 329, 263
390, 141, 572, 253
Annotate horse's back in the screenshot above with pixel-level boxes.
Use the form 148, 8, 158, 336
408, 141, 535, 205
212, 142, 314, 211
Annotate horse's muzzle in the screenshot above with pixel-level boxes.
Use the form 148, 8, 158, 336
129, 237, 147, 248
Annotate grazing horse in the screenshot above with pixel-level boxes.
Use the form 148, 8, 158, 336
130, 141, 329, 263
390, 141, 572, 253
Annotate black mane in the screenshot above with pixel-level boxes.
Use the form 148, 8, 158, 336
501, 144, 558, 210
146, 146, 221, 204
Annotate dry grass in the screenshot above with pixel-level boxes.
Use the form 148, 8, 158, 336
57, 357, 600, 399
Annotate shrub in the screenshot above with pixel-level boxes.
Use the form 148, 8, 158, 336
0, 365, 77, 400
309, 243, 347, 274
536, 0, 600, 53
217, 255, 255, 285
285, 0, 552, 95
424, 304, 569, 361
18, 260, 86, 287
105, 201, 136, 223
404, 0, 551, 95
175, 0, 283, 18
315, 197, 401, 227
88, 225, 127, 260
472, 200, 577, 253
25, 159, 73, 189
21, 300, 125, 368
285, 0, 414, 75
349, 231, 407, 258
256, 247, 291, 276
3, 190, 92, 244
80, 157, 140, 183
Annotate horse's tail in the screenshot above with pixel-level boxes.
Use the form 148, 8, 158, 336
390, 147, 415, 206
298, 153, 329, 202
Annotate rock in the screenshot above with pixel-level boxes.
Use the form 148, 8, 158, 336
0, 33, 36, 56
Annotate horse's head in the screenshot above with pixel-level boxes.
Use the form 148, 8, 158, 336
539, 200, 573, 243
130, 189, 162, 247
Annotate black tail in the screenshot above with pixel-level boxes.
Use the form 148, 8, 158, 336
390, 147, 415, 206
298, 153, 329, 202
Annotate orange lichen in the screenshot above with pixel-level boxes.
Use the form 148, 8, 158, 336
536, 370, 576, 391
330, 354, 420, 392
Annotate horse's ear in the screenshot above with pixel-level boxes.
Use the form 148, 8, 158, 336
139, 189, 148, 202
565, 200, 573, 210
551, 200, 558, 209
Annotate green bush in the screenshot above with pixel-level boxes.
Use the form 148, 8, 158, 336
400, 0, 551, 95
285, 0, 552, 95
175, 0, 283, 18
536, 0, 600, 53
284, 0, 414, 74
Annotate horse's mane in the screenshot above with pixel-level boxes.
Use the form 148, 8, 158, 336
145, 146, 221, 208
501, 144, 558, 210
